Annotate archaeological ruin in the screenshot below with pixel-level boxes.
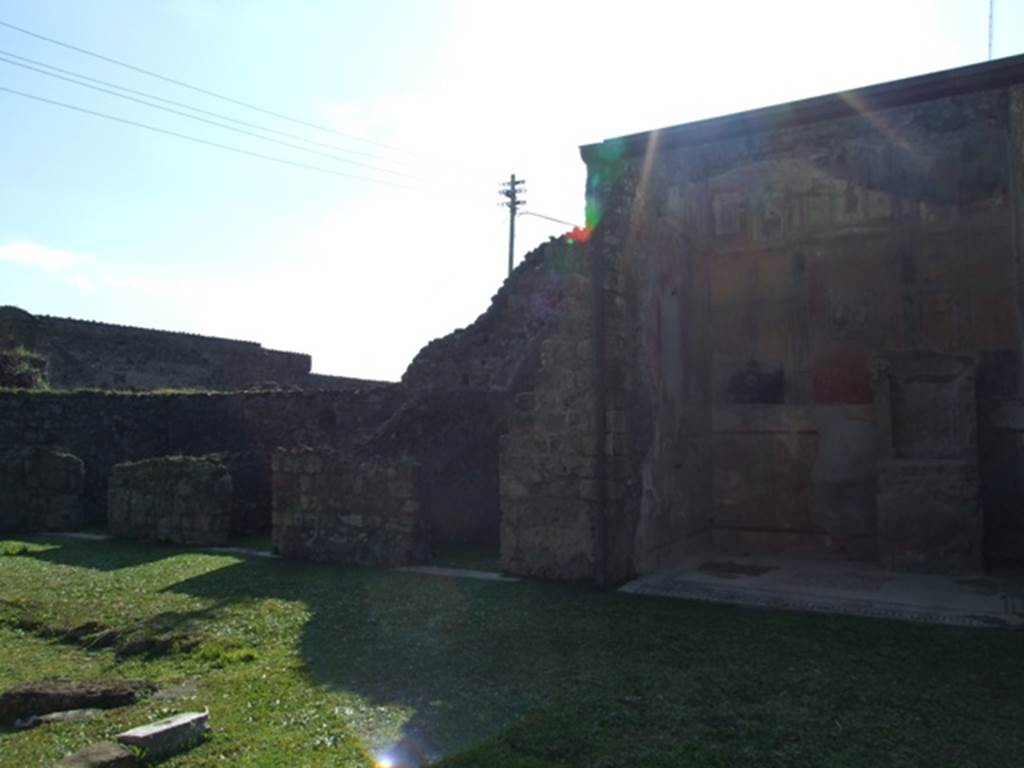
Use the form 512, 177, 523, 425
3, 53, 1024, 582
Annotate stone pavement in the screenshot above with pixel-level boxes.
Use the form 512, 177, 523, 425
620, 553, 1024, 628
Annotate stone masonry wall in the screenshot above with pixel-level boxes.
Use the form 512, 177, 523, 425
108, 457, 232, 545
499, 240, 599, 579
272, 448, 425, 566
0, 447, 84, 533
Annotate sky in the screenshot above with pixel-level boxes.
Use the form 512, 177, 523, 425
1, 0, 1023, 381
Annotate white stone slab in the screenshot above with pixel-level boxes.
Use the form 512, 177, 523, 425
117, 710, 208, 760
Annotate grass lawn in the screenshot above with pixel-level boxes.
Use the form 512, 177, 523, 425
0, 537, 1022, 767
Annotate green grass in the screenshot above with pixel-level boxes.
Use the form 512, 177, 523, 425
1, 537, 1022, 767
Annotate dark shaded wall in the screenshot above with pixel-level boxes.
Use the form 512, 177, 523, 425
580, 63, 1024, 575
363, 390, 504, 549
398, 238, 584, 552
0, 386, 401, 525
983, 400, 1024, 564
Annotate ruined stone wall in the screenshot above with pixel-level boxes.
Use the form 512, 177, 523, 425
108, 456, 232, 545
402, 238, 574, 393
579, 61, 1024, 573
0, 386, 401, 526
272, 448, 425, 566
0, 447, 84, 533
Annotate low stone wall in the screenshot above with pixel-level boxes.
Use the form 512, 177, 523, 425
0, 385, 401, 524
272, 448, 426, 566
0, 447, 84, 532
108, 457, 232, 545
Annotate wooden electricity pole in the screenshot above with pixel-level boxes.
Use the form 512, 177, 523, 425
499, 174, 526, 277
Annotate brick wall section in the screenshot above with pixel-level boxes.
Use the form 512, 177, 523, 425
108, 457, 232, 545
272, 448, 425, 566
0, 386, 401, 524
0, 448, 84, 533
498, 242, 599, 579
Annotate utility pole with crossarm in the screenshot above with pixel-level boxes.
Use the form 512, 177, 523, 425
499, 174, 526, 277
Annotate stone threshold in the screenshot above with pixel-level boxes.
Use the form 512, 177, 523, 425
39, 532, 278, 559
620, 554, 1024, 628
394, 565, 519, 582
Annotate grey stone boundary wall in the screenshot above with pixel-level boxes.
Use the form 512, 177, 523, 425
0, 305, 385, 391
0, 447, 84, 533
108, 456, 232, 545
272, 448, 426, 566
0, 385, 403, 526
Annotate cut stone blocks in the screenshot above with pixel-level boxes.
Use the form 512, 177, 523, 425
108, 456, 231, 545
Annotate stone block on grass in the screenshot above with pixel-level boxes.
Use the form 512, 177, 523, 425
0, 678, 155, 724
53, 741, 139, 767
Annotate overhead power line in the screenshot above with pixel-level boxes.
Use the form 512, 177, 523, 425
0, 18, 498, 177
0, 84, 488, 202
0, 53, 487, 193
520, 211, 580, 228
0, 47, 493, 182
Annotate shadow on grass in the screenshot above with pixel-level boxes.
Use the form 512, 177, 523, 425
17, 536, 185, 572
160, 555, 1024, 768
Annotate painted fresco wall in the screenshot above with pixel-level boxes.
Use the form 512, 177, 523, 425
585, 77, 1024, 573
